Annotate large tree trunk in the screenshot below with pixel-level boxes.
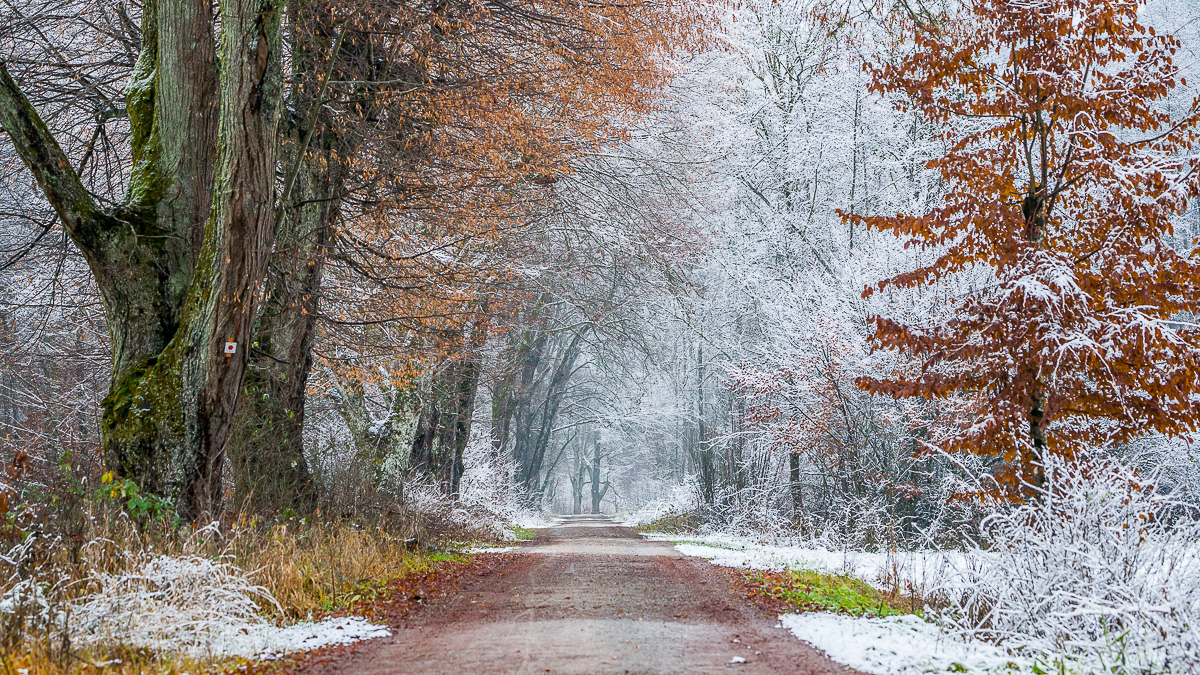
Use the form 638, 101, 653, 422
226, 2, 347, 512
227, 137, 340, 513
0, 0, 284, 519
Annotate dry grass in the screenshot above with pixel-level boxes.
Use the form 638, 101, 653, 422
0, 499, 476, 673
0, 642, 225, 674
222, 518, 446, 620
637, 513, 702, 534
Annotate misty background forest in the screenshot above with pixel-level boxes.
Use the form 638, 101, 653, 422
3, 0, 1200, 672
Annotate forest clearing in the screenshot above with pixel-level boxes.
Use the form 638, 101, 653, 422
3, 0, 1200, 672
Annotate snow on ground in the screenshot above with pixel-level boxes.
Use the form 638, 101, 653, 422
74, 602, 391, 660
467, 546, 518, 553
654, 533, 1042, 674
214, 616, 391, 660
513, 511, 558, 529
68, 553, 391, 660
781, 613, 1028, 675
646, 532, 967, 593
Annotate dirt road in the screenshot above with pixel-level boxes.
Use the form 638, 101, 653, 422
315, 515, 856, 674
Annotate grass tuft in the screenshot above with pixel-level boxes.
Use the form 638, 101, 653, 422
737, 567, 917, 617
508, 526, 536, 541
0, 502, 481, 672
637, 513, 700, 534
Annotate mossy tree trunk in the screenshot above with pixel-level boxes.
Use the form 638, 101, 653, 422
226, 136, 339, 514
0, 0, 284, 519
225, 5, 348, 514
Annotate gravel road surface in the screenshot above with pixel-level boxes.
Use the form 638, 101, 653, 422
315, 515, 858, 674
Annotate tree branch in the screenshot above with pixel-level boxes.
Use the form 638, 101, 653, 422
0, 60, 97, 239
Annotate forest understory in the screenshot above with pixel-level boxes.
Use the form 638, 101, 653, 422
3, 0, 1200, 671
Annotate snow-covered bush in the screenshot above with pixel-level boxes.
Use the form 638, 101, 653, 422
938, 455, 1200, 672
457, 436, 540, 536
621, 479, 699, 527
69, 546, 388, 659
69, 550, 277, 656
0, 533, 66, 648
402, 435, 546, 539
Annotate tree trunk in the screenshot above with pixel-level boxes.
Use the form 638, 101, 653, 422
789, 450, 803, 528
514, 328, 586, 504
1028, 388, 1048, 489
408, 335, 483, 497
223, 2, 346, 516
226, 137, 340, 514
695, 341, 715, 505
570, 443, 585, 514
590, 439, 602, 514
0, 0, 284, 519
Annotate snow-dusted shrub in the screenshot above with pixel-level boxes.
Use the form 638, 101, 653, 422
704, 480, 796, 538
69, 551, 277, 656
402, 435, 544, 539
457, 436, 540, 536
938, 455, 1200, 672
69, 548, 388, 659
0, 534, 66, 648
621, 479, 699, 527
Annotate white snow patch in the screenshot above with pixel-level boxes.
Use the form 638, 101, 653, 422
781, 612, 1027, 675
651, 533, 962, 593
68, 553, 389, 659
466, 546, 517, 554
512, 512, 557, 530
244, 616, 391, 660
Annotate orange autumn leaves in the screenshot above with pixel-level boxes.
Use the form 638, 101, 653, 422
850, 0, 1200, 494
312, 0, 714, 385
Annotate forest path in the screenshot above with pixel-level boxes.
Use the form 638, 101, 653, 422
314, 515, 857, 674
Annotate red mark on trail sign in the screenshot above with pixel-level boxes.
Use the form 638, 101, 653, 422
224, 341, 237, 357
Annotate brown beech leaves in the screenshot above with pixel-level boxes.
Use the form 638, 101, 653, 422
848, 0, 1200, 494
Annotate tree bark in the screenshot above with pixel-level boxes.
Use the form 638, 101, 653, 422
0, 0, 284, 519
789, 450, 803, 527
226, 135, 340, 514
225, 0, 349, 512
1028, 388, 1048, 489
590, 439, 608, 514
